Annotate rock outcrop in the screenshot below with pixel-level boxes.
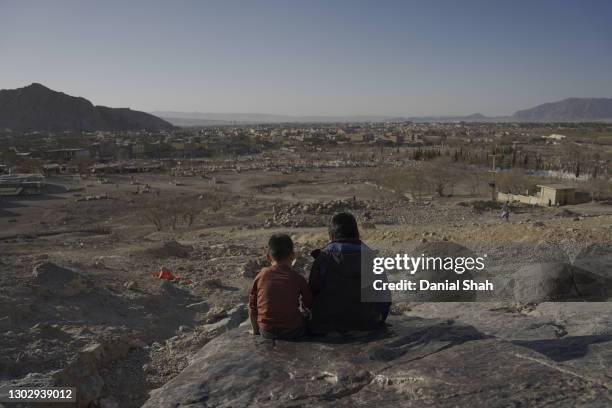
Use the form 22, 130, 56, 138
143, 316, 612, 407
31, 262, 90, 297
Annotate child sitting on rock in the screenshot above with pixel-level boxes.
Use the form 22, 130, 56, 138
249, 234, 313, 340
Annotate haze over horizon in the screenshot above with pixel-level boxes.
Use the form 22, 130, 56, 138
1, 0, 611, 117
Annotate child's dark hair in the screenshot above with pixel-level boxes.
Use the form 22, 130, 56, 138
268, 234, 294, 261
329, 212, 359, 240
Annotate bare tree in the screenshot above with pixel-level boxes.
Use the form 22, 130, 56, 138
496, 169, 533, 194
468, 168, 485, 196
423, 158, 460, 197
405, 168, 430, 204
140, 196, 202, 231
374, 166, 431, 204
141, 200, 167, 231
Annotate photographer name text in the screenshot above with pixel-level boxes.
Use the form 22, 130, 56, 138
373, 279, 494, 292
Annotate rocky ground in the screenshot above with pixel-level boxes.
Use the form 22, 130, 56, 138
143, 310, 612, 408
1, 168, 611, 407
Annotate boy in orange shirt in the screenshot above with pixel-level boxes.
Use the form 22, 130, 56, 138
249, 234, 313, 340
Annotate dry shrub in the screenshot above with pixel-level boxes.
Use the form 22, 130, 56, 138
374, 166, 429, 203
140, 196, 202, 231
374, 158, 464, 202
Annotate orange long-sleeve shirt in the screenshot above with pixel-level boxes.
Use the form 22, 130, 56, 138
249, 264, 313, 332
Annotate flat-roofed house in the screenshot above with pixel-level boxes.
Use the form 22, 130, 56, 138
498, 184, 591, 206
537, 184, 576, 206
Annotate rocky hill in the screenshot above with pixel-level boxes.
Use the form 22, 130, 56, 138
513, 98, 612, 122
0, 83, 174, 131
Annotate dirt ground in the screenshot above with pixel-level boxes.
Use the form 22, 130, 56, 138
1, 165, 611, 407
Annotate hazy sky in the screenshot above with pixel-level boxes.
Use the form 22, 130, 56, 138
1, 0, 611, 116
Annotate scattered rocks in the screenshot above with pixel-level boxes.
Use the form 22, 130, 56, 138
124, 280, 136, 290
200, 304, 247, 336
202, 306, 227, 324
361, 221, 376, 229
144, 240, 193, 259
264, 198, 367, 228
239, 258, 267, 278
207, 243, 251, 257
458, 200, 499, 214
298, 198, 365, 215
201, 278, 227, 289
556, 208, 578, 217
185, 300, 209, 312
53, 336, 138, 407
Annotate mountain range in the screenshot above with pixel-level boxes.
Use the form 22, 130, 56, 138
512, 97, 612, 122
0, 83, 173, 131
156, 98, 612, 125
1, 83, 611, 130
152, 111, 500, 125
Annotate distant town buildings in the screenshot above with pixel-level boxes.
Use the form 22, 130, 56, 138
0, 173, 46, 196
0, 122, 610, 188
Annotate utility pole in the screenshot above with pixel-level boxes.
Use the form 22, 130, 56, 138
488, 152, 499, 202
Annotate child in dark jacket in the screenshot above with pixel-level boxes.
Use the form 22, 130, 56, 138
249, 234, 313, 340
309, 212, 391, 334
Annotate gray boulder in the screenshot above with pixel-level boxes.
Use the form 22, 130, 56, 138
573, 244, 612, 279
391, 241, 482, 302
31, 262, 89, 297
512, 262, 612, 304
